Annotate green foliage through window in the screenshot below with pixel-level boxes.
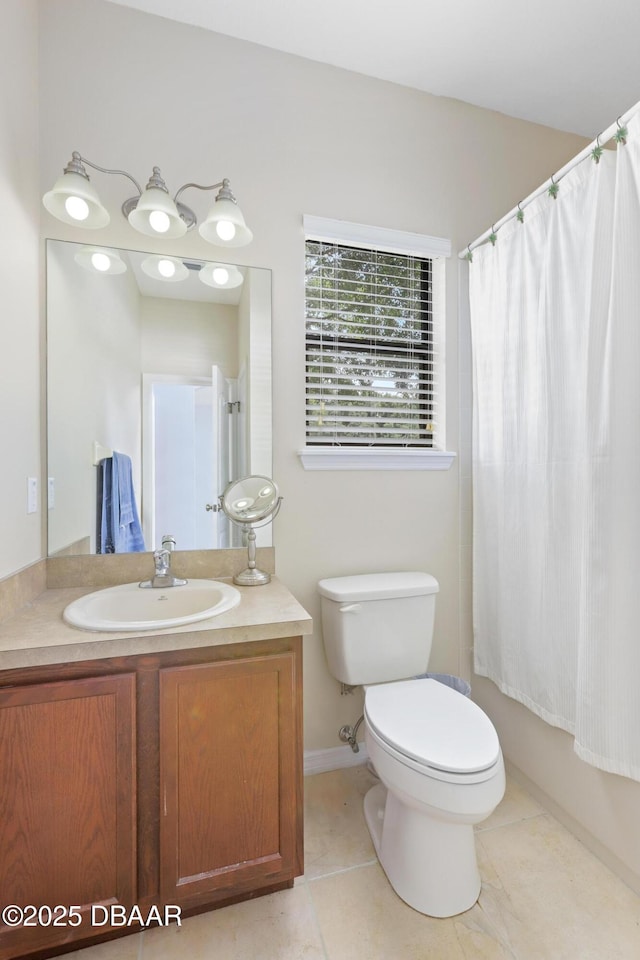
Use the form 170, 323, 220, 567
305, 240, 435, 446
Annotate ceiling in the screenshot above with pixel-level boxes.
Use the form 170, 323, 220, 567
104, 0, 640, 138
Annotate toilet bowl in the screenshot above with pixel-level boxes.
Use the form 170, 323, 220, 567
363, 677, 505, 917
318, 572, 506, 918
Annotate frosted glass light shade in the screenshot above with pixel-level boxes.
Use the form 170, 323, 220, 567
199, 197, 253, 247
128, 187, 187, 239
43, 172, 110, 229
74, 246, 126, 275
141, 255, 188, 282
199, 262, 244, 289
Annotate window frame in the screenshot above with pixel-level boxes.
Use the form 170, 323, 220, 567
299, 216, 455, 471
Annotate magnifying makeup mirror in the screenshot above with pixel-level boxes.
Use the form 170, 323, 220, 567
219, 476, 282, 585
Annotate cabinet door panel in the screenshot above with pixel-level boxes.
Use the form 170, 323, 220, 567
0, 674, 136, 959
160, 653, 297, 904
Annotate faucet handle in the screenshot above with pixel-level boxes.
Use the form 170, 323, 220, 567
153, 548, 170, 574
161, 534, 176, 551
139, 546, 186, 589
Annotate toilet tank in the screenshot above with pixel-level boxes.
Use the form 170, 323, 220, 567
318, 572, 439, 686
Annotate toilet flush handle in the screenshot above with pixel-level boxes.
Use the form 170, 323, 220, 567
339, 603, 361, 613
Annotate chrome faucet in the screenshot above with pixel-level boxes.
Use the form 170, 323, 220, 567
139, 536, 187, 588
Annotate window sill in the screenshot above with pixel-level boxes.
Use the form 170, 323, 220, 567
297, 448, 457, 471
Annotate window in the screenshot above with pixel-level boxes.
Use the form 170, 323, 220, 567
305, 241, 435, 447
299, 216, 453, 471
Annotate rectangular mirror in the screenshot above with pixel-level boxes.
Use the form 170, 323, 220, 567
46, 239, 272, 556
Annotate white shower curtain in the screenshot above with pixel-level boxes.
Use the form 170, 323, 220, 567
469, 112, 640, 781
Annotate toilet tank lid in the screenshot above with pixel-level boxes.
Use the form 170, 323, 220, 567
318, 572, 439, 602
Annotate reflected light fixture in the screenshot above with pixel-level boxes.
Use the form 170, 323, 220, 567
74, 246, 127, 275
43, 152, 253, 247
141, 255, 189, 282
199, 262, 244, 289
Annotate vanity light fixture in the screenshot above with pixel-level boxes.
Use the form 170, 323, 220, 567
74, 246, 127, 275
43, 152, 253, 247
199, 262, 244, 289
141, 255, 189, 282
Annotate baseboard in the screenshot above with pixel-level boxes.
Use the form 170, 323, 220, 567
304, 743, 369, 776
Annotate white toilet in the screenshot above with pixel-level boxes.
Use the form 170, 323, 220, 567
318, 571, 505, 918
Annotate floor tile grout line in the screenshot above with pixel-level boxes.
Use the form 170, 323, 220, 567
305, 858, 379, 883
476, 811, 546, 834
308, 854, 521, 960
300, 872, 331, 960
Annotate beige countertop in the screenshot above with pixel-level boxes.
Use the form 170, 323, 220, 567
0, 576, 312, 671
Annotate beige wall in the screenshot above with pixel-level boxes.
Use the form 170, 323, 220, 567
140, 297, 238, 380
4, 0, 635, 894
35, 0, 585, 754
0, 0, 40, 579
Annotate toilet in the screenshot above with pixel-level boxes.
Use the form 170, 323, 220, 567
318, 571, 505, 918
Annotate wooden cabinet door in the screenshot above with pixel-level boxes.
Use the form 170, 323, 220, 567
0, 673, 137, 960
159, 652, 299, 906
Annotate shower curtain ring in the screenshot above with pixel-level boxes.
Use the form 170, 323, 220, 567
465, 244, 473, 262
615, 117, 628, 146
591, 134, 603, 164
516, 202, 525, 223
489, 225, 497, 246
548, 175, 559, 200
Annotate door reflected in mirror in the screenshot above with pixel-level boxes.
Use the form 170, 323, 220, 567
46, 239, 272, 557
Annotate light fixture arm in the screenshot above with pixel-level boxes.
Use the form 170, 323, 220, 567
173, 178, 236, 205
67, 151, 143, 196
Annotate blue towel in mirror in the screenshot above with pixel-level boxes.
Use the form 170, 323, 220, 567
98, 451, 145, 553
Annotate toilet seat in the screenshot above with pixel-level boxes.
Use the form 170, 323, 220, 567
364, 678, 501, 780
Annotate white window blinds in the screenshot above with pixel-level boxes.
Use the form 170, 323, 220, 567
305, 240, 436, 447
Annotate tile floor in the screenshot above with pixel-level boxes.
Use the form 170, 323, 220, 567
69, 766, 640, 960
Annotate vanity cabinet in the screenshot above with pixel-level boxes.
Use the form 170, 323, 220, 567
160, 652, 299, 906
0, 673, 137, 959
0, 636, 303, 960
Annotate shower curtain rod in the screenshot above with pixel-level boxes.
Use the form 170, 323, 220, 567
457, 97, 640, 259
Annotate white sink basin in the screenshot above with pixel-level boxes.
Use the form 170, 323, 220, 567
63, 579, 241, 632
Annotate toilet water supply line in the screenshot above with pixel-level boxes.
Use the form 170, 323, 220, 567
339, 714, 365, 753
